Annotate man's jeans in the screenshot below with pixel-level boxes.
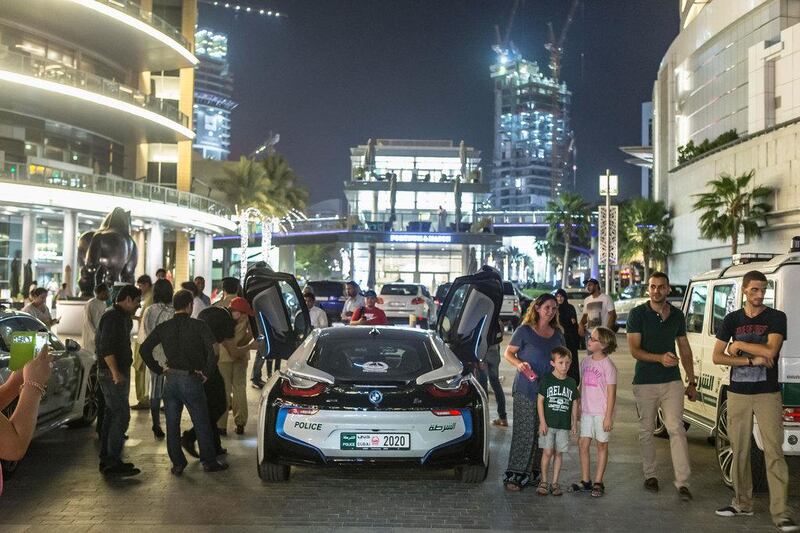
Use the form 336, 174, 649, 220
98, 369, 131, 466
164, 372, 218, 467
477, 345, 507, 420
251, 350, 279, 382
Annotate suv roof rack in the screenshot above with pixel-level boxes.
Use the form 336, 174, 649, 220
731, 252, 775, 266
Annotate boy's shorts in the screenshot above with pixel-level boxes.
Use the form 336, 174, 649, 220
540, 427, 570, 453
580, 414, 611, 443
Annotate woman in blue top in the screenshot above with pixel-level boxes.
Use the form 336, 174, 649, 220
503, 293, 565, 491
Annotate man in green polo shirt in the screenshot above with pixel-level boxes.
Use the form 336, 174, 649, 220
626, 271, 697, 502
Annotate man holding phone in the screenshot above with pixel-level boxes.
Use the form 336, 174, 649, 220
626, 272, 696, 502
95, 284, 141, 477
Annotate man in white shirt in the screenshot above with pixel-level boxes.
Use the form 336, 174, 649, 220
578, 278, 617, 337
82, 283, 109, 354
304, 292, 329, 329
340, 281, 365, 323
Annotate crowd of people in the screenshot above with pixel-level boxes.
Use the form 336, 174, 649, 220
0, 268, 797, 531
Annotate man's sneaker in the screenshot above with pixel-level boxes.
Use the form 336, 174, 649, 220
251, 379, 265, 390
170, 464, 185, 476
644, 477, 659, 492
180, 433, 200, 458
203, 461, 229, 473
776, 518, 800, 532
678, 486, 693, 501
103, 463, 141, 477
715, 505, 754, 517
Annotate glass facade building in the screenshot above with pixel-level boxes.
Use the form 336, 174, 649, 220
193, 28, 236, 160
490, 49, 573, 209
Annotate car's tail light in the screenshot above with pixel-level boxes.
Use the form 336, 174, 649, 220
411, 297, 425, 305
783, 406, 800, 423
288, 407, 319, 415
431, 409, 461, 416
281, 380, 326, 397
426, 381, 470, 398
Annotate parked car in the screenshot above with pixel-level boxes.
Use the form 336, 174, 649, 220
677, 248, 800, 490
303, 281, 347, 324
378, 283, 435, 328
615, 283, 687, 329
249, 266, 504, 483
0, 307, 100, 474
513, 283, 533, 317
500, 282, 521, 328
558, 288, 590, 317
433, 282, 452, 317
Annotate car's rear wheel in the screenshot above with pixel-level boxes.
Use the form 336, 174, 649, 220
653, 406, 690, 438
715, 397, 767, 492
457, 463, 488, 483
258, 458, 290, 482
68, 365, 101, 428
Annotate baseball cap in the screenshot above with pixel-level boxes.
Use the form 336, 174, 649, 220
583, 278, 600, 286
229, 296, 254, 316
346, 280, 359, 288
363, 289, 377, 298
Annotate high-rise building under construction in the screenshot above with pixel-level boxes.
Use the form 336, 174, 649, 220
490, 49, 573, 209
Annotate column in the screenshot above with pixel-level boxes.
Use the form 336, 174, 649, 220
413, 244, 420, 283
174, 232, 190, 283
134, 230, 146, 278
62, 209, 78, 293
194, 232, 213, 292
461, 245, 470, 276
21, 212, 36, 292
146, 220, 163, 278
278, 245, 295, 273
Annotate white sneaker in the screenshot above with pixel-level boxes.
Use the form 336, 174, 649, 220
715, 505, 754, 517
776, 518, 800, 532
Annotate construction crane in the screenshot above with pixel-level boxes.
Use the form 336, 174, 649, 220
545, 0, 579, 200
493, 0, 520, 54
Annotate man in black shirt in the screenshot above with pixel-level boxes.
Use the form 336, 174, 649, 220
712, 270, 796, 531
140, 289, 228, 475
96, 284, 141, 477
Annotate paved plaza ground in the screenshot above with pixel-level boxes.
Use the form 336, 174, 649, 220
1, 333, 798, 532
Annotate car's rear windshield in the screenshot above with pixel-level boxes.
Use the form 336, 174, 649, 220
380, 284, 418, 296
306, 281, 344, 297
308, 337, 439, 382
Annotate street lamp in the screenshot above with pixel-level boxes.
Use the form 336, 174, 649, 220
599, 169, 619, 295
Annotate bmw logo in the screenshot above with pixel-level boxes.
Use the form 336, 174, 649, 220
368, 390, 383, 406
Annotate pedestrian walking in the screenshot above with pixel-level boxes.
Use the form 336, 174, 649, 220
131, 274, 153, 411
217, 297, 257, 435
503, 293, 565, 491
194, 276, 211, 307
712, 270, 798, 531
536, 346, 579, 497
477, 318, 508, 427
555, 288, 581, 384
139, 289, 228, 475
572, 326, 618, 497
139, 279, 174, 440
578, 278, 616, 339
95, 284, 141, 477
626, 272, 696, 501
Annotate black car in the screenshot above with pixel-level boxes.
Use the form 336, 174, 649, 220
250, 266, 504, 483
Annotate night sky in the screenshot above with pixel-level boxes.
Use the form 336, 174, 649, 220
199, 0, 679, 206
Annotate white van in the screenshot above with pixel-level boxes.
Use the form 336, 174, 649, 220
678, 243, 800, 490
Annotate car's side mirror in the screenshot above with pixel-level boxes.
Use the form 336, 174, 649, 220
65, 338, 81, 352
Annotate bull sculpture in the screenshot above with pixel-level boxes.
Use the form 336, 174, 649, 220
77, 208, 137, 297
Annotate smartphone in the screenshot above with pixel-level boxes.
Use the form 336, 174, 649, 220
35, 331, 48, 354
521, 366, 538, 382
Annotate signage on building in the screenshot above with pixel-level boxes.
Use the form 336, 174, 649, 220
389, 234, 452, 244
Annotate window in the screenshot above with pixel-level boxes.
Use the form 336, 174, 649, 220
685, 284, 707, 334
309, 337, 437, 382
712, 283, 738, 335
380, 284, 418, 296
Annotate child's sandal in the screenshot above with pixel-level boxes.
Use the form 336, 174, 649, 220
551, 482, 563, 496
591, 482, 605, 497
536, 480, 550, 496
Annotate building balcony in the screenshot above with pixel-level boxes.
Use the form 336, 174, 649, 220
1, 0, 197, 70
0, 163, 235, 234
0, 49, 194, 143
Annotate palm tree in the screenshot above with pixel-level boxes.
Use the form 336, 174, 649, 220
505, 246, 522, 280
619, 198, 673, 282
545, 192, 590, 288
260, 153, 308, 216
692, 170, 773, 254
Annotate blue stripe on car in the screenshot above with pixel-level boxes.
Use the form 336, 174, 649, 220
275, 406, 327, 462
421, 409, 473, 464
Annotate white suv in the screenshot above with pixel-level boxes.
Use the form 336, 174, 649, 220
499, 282, 521, 328
378, 283, 435, 328
679, 249, 800, 490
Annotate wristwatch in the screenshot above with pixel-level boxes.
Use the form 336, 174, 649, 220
748, 357, 753, 367
736, 349, 744, 357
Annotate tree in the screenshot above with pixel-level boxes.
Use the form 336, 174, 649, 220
212, 153, 308, 217
619, 198, 673, 282
504, 246, 522, 280
295, 244, 337, 280
545, 193, 590, 288
692, 170, 772, 254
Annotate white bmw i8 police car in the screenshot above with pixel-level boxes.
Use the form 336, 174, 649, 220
246, 265, 503, 483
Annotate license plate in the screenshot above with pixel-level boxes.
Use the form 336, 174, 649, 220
389, 302, 404, 307
340, 432, 410, 450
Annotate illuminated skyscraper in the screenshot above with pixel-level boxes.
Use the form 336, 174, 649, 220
193, 28, 237, 160
490, 49, 573, 209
